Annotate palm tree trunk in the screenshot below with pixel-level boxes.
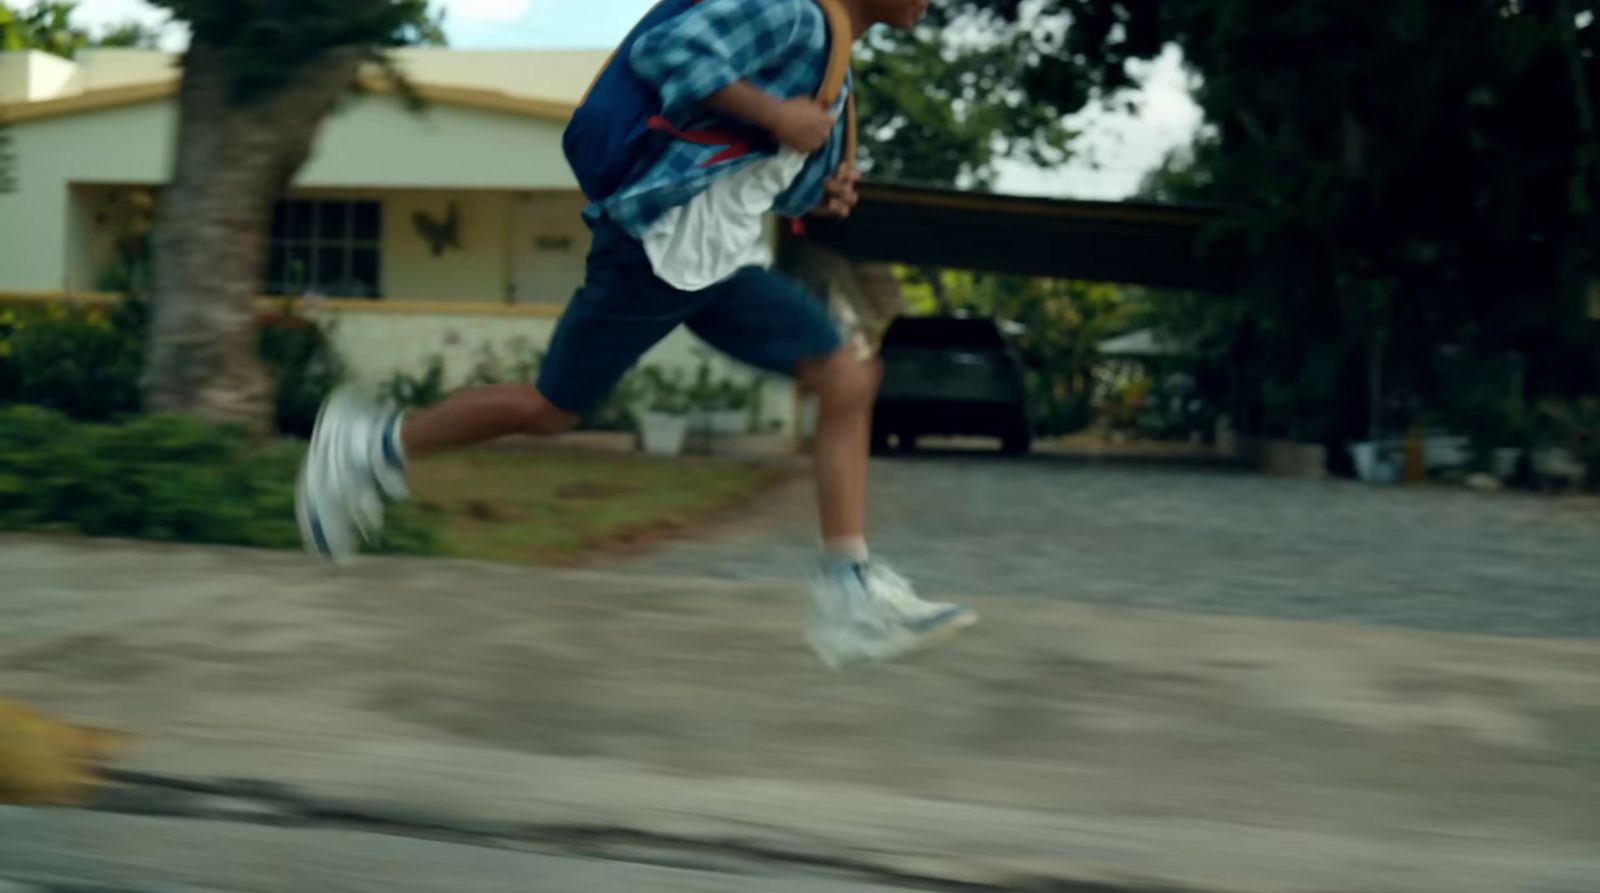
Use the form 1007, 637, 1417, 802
143, 42, 365, 433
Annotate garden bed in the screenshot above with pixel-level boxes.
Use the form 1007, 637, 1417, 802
0, 407, 791, 564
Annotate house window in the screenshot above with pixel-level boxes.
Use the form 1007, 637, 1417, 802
265, 199, 382, 298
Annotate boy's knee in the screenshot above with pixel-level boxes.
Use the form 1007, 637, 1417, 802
808, 350, 878, 411
538, 408, 581, 435
512, 385, 579, 435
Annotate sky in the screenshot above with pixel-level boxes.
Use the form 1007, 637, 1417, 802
67, 0, 1201, 200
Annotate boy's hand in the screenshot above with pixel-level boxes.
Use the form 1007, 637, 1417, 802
767, 98, 837, 154
707, 84, 836, 154
813, 162, 860, 219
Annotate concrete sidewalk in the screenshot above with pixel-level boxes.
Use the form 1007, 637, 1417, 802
1, 536, 1597, 892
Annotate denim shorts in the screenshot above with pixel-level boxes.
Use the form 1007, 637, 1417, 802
536, 218, 843, 414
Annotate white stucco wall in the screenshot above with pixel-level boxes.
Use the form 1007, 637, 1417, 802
1, 101, 171, 290
59, 185, 544, 304
76, 49, 178, 92
507, 191, 591, 305
0, 93, 577, 292
387, 49, 608, 104
0, 48, 605, 105
0, 51, 83, 102
303, 97, 575, 189
319, 308, 798, 434
379, 190, 512, 302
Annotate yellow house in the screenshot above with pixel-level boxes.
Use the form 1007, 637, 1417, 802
0, 47, 799, 432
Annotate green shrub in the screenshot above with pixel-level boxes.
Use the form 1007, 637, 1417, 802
377, 343, 650, 434
259, 307, 344, 438
0, 406, 440, 554
0, 298, 343, 437
1536, 397, 1600, 485
0, 303, 144, 422
0, 308, 23, 404
465, 337, 544, 388
581, 368, 646, 432
381, 354, 448, 410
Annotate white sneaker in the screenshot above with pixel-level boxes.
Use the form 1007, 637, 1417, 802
295, 387, 407, 564
806, 561, 976, 669
860, 562, 978, 637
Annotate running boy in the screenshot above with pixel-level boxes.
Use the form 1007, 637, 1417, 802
296, 0, 975, 668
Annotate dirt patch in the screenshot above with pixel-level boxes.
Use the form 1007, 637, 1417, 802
555, 482, 637, 501
399, 449, 803, 567
552, 466, 800, 565
461, 500, 507, 522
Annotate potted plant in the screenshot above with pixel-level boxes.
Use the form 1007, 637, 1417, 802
704, 377, 757, 436
637, 367, 692, 456
1531, 398, 1597, 490
1485, 401, 1532, 482
680, 352, 762, 442
1348, 438, 1403, 483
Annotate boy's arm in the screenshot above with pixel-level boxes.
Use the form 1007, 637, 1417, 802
810, 161, 860, 218
704, 83, 835, 153
631, 0, 835, 152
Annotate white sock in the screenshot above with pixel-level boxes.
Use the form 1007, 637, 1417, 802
822, 537, 870, 567
380, 412, 409, 471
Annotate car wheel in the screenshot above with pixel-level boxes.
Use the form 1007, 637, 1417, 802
1000, 420, 1032, 455
871, 427, 893, 455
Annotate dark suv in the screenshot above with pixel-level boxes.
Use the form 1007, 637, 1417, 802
871, 316, 1033, 455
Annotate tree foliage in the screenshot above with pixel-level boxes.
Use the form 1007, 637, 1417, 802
854, 4, 1075, 188
0, 1, 157, 56
145, 0, 445, 99
93, 20, 164, 49
135, 0, 445, 429
901, 270, 1132, 434
964, 0, 1600, 449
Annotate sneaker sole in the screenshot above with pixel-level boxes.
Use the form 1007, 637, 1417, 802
295, 461, 341, 564
296, 394, 353, 566
319, 387, 386, 544
811, 609, 979, 670
903, 607, 979, 654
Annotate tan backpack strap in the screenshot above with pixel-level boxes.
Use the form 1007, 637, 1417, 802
843, 92, 857, 164
813, 0, 857, 165
814, 0, 853, 106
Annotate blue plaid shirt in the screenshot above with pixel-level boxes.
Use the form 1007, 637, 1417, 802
583, 0, 851, 238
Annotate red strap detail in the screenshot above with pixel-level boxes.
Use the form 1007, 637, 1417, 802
703, 144, 753, 165
646, 115, 758, 166
790, 218, 807, 237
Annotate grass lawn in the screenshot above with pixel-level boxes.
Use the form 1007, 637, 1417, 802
0, 406, 786, 563
394, 448, 791, 564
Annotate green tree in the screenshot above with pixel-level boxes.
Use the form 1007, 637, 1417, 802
855, 3, 1082, 315
901, 269, 1131, 434
137, 1, 445, 431
94, 20, 164, 49
966, 0, 1600, 446
854, 6, 1074, 189
1, 1, 161, 56
1, 2, 88, 56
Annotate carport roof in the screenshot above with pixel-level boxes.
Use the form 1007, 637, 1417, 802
799, 182, 1242, 291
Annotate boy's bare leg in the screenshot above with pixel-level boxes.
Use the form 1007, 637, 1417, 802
295, 383, 576, 563
798, 346, 976, 669
399, 384, 577, 460
799, 349, 880, 545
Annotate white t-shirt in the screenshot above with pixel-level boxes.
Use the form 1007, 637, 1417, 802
643, 145, 810, 292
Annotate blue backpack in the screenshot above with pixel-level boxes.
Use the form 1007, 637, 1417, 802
563, 0, 857, 202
